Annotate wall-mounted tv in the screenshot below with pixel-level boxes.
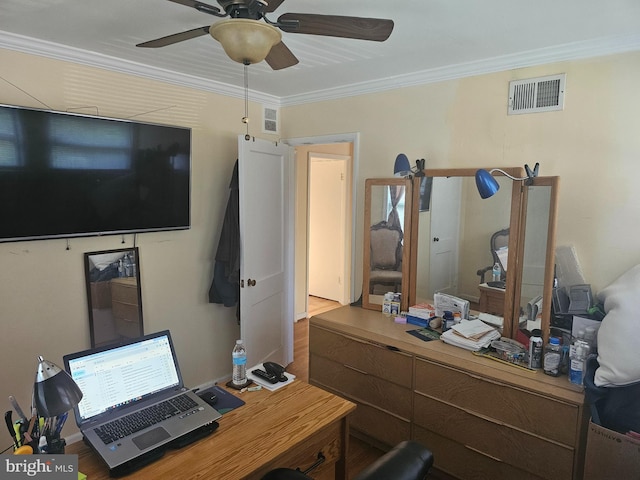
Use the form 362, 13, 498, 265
0, 104, 191, 242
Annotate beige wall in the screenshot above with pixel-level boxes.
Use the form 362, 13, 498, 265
1, 46, 639, 439
282, 51, 640, 298
0, 48, 277, 436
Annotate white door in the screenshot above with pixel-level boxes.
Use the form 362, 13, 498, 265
238, 136, 294, 368
308, 154, 348, 303
429, 176, 462, 297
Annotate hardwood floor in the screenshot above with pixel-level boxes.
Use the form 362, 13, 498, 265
288, 296, 453, 480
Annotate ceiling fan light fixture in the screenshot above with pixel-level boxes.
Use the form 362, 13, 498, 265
210, 19, 282, 65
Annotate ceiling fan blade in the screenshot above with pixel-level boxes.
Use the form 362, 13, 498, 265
137, 26, 211, 48
167, 0, 221, 15
263, 0, 285, 13
278, 13, 394, 42
265, 41, 299, 70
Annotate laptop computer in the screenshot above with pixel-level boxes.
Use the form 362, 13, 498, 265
63, 330, 222, 475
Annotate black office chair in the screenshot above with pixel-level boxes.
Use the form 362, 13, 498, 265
261, 440, 434, 480
477, 228, 509, 283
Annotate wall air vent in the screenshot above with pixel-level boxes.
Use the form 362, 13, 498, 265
508, 74, 565, 115
262, 105, 279, 134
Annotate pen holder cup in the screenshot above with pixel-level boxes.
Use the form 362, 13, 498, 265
44, 435, 66, 454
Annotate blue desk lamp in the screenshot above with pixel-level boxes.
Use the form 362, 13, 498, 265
394, 154, 425, 177
475, 163, 539, 199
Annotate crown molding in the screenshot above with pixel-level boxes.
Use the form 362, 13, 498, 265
0, 31, 280, 106
1, 30, 639, 108
280, 34, 640, 106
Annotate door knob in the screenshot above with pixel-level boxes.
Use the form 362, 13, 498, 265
248, 279, 256, 287
433, 237, 440, 242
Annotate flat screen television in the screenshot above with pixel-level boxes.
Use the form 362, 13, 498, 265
0, 104, 191, 242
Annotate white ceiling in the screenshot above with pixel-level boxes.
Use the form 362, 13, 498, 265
1, 0, 639, 105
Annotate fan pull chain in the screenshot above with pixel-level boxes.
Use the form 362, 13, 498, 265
243, 62, 250, 141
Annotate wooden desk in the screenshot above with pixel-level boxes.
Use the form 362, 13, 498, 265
478, 283, 505, 315
67, 381, 356, 480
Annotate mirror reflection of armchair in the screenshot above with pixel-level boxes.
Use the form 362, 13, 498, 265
477, 228, 509, 283
368, 221, 403, 295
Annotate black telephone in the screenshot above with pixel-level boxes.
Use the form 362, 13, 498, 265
252, 362, 287, 384
263, 362, 287, 382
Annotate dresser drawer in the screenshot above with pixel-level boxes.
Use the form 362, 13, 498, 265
311, 354, 411, 419
310, 326, 412, 387
415, 358, 578, 446
111, 279, 139, 304
414, 425, 546, 480
414, 392, 573, 479
112, 301, 139, 321
351, 400, 411, 448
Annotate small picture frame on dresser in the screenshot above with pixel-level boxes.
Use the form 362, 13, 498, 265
84, 247, 144, 348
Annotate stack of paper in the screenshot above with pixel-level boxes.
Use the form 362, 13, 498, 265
441, 319, 500, 351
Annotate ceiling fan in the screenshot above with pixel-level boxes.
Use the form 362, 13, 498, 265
137, 0, 394, 70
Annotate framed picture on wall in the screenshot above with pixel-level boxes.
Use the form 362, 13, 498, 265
84, 247, 144, 348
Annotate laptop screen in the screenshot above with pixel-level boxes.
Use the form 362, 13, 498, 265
65, 331, 181, 423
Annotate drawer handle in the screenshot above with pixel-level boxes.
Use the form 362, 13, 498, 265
466, 372, 504, 387
465, 445, 504, 463
297, 452, 326, 475
344, 364, 368, 375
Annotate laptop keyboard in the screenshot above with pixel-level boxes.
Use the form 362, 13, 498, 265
94, 394, 198, 445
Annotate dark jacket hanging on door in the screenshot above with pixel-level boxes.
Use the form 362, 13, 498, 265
209, 160, 240, 307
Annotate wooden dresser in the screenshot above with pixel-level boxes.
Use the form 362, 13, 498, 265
110, 277, 140, 338
478, 283, 505, 315
309, 306, 589, 480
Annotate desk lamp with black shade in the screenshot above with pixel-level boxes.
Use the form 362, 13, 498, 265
33, 355, 83, 453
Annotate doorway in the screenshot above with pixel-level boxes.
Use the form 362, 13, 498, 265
308, 153, 350, 304
286, 134, 358, 320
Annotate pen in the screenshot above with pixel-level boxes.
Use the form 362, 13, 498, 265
8, 396, 27, 422
54, 412, 68, 436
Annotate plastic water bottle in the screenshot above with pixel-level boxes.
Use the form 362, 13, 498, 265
569, 331, 588, 385
584, 326, 597, 355
543, 337, 561, 377
492, 262, 501, 282
232, 339, 247, 386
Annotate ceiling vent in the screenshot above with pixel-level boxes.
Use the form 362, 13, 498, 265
508, 74, 565, 115
262, 105, 279, 134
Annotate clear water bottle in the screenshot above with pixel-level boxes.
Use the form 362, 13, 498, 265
232, 339, 247, 386
492, 262, 501, 282
123, 254, 132, 277
543, 337, 561, 376
569, 331, 589, 385
584, 326, 597, 355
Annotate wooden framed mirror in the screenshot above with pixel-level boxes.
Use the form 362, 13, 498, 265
408, 168, 525, 336
362, 178, 414, 311
510, 176, 560, 343
84, 247, 144, 347
405, 168, 560, 343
